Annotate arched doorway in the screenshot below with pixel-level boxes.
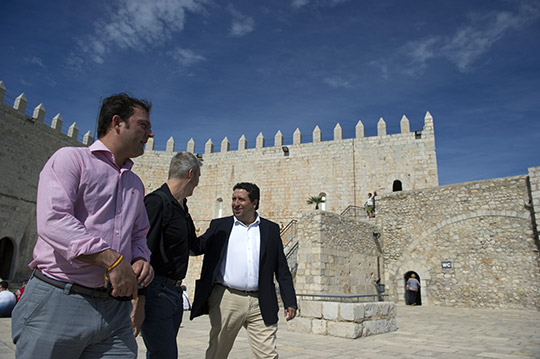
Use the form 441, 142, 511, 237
404, 271, 422, 305
393, 180, 403, 192
0, 237, 14, 279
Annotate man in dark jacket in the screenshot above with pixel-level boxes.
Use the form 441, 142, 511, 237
191, 182, 297, 359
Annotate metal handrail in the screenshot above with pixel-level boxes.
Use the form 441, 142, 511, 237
340, 205, 365, 217
296, 293, 388, 302
281, 220, 298, 250
284, 240, 298, 260
281, 219, 298, 234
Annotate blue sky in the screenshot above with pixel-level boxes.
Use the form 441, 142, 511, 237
1, 0, 539, 185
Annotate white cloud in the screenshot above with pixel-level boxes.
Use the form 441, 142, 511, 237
24, 56, 46, 69
442, 11, 523, 71
167, 48, 206, 67
291, 0, 309, 8
400, 3, 540, 75
227, 5, 255, 37
323, 75, 352, 88
77, 0, 208, 64
402, 3, 540, 73
292, 0, 349, 9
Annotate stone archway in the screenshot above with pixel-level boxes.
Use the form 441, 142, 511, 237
386, 260, 430, 306
387, 210, 529, 307
0, 237, 14, 279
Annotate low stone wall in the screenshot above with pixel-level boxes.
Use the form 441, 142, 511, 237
288, 300, 397, 339
294, 211, 382, 295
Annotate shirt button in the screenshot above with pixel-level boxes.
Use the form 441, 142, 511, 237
115, 230, 120, 235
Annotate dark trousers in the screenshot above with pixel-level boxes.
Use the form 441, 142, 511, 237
408, 290, 418, 305
141, 278, 184, 359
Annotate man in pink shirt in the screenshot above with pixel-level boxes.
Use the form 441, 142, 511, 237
12, 93, 155, 359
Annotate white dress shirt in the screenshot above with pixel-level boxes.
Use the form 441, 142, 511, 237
219, 215, 261, 291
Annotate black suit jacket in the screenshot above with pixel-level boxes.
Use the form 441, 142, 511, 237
190, 216, 297, 325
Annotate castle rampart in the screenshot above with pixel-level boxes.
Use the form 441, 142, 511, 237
0, 82, 93, 280
133, 111, 438, 233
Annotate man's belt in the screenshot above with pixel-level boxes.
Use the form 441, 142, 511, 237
33, 270, 110, 300
218, 283, 258, 295
155, 275, 183, 288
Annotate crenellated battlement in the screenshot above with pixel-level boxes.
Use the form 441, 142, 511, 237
145, 111, 435, 155
0, 81, 94, 145
133, 107, 438, 232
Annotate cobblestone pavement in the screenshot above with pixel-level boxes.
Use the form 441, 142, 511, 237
1, 305, 539, 358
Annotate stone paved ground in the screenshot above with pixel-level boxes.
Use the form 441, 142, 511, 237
1, 305, 539, 358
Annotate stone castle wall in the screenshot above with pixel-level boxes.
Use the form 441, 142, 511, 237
132, 112, 438, 233
377, 173, 540, 310
2, 81, 539, 312
0, 83, 93, 280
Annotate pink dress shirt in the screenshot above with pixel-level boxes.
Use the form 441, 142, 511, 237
30, 140, 151, 288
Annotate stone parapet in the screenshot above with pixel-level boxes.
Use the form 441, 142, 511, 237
288, 300, 397, 339
294, 211, 382, 295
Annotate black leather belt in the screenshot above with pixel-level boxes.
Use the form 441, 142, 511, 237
218, 283, 258, 295
33, 270, 110, 300
155, 275, 183, 288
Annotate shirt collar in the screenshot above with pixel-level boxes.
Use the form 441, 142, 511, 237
89, 140, 134, 170
233, 213, 261, 228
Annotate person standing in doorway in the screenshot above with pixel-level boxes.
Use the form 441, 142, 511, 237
407, 274, 420, 305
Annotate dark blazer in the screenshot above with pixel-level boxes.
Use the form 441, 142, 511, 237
190, 216, 297, 326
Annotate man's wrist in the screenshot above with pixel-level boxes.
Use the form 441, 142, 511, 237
76, 248, 119, 268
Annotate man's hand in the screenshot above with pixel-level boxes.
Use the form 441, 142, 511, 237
107, 258, 138, 299
284, 307, 297, 321
77, 249, 138, 299
132, 259, 154, 287
131, 296, 146, 337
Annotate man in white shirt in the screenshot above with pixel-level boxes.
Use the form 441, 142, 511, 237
0, 281, 17, 317
190, 182, 297, 359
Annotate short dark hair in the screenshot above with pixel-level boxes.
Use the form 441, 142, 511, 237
0, 281, 8, 289
233, 182, 260, 210
97, 93, 152, 139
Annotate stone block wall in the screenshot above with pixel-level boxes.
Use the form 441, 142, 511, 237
0, 88, 91, 281
182, 211, 383, 303
378, 175, 540, 310
132, 113, 438, 233
288, 300, 397, 339
294, 211, 381, 295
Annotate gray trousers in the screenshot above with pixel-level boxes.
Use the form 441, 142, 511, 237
12, 276, 137, 359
